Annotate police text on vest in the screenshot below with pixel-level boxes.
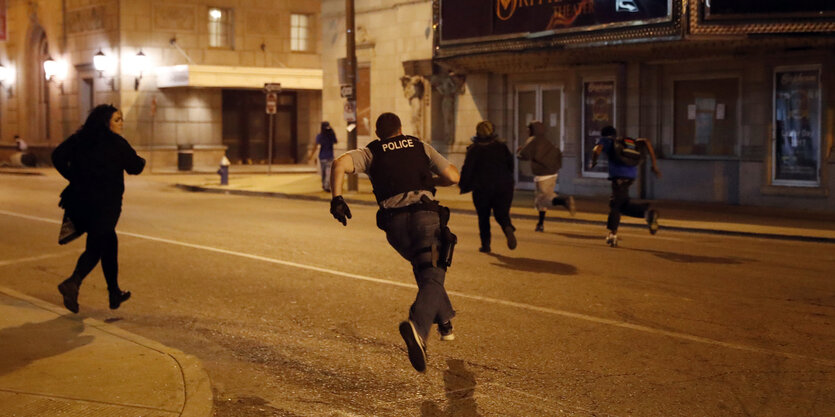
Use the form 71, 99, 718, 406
382, 138, 414, 152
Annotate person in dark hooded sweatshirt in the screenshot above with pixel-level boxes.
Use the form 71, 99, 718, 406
517, 120, 575, 232
458, 121, 516, 253
52, 104, 146, 314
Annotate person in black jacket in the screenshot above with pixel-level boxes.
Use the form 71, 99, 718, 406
52, 104, 146, 314
459, 121, 516, 253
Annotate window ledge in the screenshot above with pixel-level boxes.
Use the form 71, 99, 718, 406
760, 185, 828, 198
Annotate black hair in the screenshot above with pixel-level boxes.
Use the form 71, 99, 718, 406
79, 104, 119, 136
375, 113, 401, 139
601, 125, 617, 137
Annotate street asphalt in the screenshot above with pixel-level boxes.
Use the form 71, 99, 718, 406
0, 166, 833, 416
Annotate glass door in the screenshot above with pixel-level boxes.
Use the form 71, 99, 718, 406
514, 85, 564, 189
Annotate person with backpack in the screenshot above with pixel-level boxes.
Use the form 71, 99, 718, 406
590, 125, 662, 247
517, 121, 575, 232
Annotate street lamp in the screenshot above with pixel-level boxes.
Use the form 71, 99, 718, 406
93, 49, 117, 90
0, 63, 13, 97
131, 50, 150, 90
43, 56, 68, 94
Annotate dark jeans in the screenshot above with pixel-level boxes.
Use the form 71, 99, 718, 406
472, 186, 514, 248
69, 207, 122, 294
319, 158, 333, 191
385, 210, 455, 340
607, 178, 648, 232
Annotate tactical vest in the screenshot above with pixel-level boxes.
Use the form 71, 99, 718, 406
367, 135, 435, 204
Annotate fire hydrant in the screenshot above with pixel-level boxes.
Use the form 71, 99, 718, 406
218, 156, 230, 185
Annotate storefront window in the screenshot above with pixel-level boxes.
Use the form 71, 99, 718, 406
673, 78, 738, 157
773, 67, 821, 186
582, 80, 615, 177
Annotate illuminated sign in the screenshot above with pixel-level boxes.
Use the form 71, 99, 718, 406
441, 0, 672, 43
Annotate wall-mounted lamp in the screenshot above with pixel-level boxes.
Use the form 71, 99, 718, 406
93, 49, 117, 91
43, 56, 68, 94
0, 63, 14, 97
131, 50, 150, 90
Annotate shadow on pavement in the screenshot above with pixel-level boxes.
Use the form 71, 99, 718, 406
0, 316, 93, 376
420, 359, 481, 417
486, 253, 578, 275
624, 247, 747, 265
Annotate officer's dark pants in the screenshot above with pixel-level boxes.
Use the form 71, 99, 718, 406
607, 178, 648, 232
385, 210, 455, 341
472, 186, 514, 249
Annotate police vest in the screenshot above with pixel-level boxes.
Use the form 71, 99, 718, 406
367, 135, 436, 204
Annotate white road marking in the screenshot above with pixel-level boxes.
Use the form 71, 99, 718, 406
1, 209, 832, 367
0, 249, 83, 267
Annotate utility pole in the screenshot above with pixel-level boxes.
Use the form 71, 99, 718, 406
345, 0, 358, 191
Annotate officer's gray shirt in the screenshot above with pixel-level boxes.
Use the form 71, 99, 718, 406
347, 140, 451, 209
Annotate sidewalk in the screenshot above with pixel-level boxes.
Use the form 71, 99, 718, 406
160, 170, 835, 243
0, 286, 212, 417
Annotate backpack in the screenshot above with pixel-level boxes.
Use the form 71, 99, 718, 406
612, 137, 644, 167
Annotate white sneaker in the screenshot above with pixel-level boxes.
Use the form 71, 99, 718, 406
606, 233, 618, 247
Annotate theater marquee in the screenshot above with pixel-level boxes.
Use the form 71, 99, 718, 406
440, 0, 673, 44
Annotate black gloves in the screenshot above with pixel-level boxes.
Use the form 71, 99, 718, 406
330, 196, 352, 226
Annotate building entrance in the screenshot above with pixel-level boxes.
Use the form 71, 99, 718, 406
222, 89, 298, 164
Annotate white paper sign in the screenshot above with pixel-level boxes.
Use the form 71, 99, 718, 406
549, 113, 558, 127
687, 104, 696, 120
716, 103, 725, 120
525, 113, 534, 126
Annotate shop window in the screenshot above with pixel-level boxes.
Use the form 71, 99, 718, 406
673, 78, 738, 157
291, 14, 311, 52
208, 7, 233, 49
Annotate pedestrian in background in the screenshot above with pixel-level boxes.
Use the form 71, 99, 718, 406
517, 121, 575, 232
590, 125, 661, 247
329, 113, 460, 373
307, 121, 338, 192
459, 121, 516, 253
52, 104, 146, 313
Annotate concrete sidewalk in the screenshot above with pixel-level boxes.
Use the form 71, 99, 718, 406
160, 170, 835, 243
0, 286, 212, 417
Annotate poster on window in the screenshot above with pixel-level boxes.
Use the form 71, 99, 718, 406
583, 80, 615, 177
774, 68, 820, 185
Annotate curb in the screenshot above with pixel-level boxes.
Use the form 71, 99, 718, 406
0, 286, 214, 417
0, 169, 45, 176
174, 183, 835, 244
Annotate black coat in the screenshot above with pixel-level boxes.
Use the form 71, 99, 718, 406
52, 131, 145, 230
459, 138, 515, 194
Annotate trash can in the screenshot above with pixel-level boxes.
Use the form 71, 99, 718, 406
177, 144, 194, 171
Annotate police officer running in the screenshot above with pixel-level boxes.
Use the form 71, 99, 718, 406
329, 113, 460, 373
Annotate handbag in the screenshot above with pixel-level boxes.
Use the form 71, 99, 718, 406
58, 211, 83, 245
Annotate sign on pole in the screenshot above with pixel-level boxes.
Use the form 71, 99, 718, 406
266, 92, 278, 115
263, 83, 281, 174
343, 100, 357, 123
340, 84, 354, 99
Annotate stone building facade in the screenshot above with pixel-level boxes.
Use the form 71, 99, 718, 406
321, 0, 465, 160
434, 0, 835, 210
0, 0, 322, 171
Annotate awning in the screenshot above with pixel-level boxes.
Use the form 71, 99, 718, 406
155, 65, 322, 90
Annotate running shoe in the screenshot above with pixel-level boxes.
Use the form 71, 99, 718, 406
438, 320, 455, 341
398, 320, 427, 372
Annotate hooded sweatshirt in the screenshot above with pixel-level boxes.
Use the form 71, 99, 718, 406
516, 121, 562, 176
